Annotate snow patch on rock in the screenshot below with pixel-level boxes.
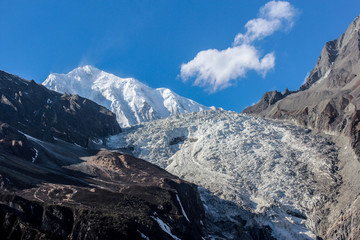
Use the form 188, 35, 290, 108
151, 215, 181, 240
32, 148, 39, 163
137, 230, 150, 240
176, 194, 190, 222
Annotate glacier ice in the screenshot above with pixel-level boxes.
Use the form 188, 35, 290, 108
107, 109, 340, 239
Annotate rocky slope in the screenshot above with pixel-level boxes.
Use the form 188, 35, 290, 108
0, 70, 206, 240
243, 14, 360, 239
0, 136, 205, 240
43, 65, 210, 127
0, 70, 121, 147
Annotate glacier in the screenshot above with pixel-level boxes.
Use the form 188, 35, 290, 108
107, 109, 340, 239
42, 65, 210, 127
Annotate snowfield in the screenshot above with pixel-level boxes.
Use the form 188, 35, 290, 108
107, 110, 340, 239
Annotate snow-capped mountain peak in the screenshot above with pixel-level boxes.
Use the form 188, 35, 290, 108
43, 65, 210, 127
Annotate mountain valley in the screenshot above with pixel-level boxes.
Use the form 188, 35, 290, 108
1, 12, 360, 240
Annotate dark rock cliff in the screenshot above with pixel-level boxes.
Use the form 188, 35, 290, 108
0, 70, 121, 147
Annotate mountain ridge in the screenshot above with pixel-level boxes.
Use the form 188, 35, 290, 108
0, 70, 121, 147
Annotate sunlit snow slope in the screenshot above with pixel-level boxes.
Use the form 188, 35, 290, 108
43, 65, 210, 127
107, 110, 340, 240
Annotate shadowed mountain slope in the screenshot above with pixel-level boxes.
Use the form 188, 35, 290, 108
0, 70, 206, 240
0, 70, 121, 147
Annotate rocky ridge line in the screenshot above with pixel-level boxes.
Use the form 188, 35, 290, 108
0, 70, 121, 147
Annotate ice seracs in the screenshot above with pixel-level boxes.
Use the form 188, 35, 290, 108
107, 109, 340, 240
43, 65, 210, 127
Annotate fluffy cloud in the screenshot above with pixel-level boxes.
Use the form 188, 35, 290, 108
181, 45, 275, 92
234, 1, 296, 44
181, 1, 297, 92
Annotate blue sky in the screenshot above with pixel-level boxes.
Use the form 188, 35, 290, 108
1, 1, 359, 111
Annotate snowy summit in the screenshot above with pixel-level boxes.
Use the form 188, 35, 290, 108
43, 65, 210, 127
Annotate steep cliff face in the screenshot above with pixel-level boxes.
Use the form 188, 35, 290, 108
243, 15, 360, 240
0, 70, 121, 147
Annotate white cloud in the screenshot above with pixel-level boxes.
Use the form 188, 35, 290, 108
181, 1, 297, 92
181, 45, 275, 92
261, 1, 296, 20
234, 1, 296, 45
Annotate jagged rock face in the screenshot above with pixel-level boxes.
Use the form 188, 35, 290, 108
243, 90, 291, 114
300, 40, 339, 91
300, 14, 360, 91
0, 70, 121, 147
242, 15, 360, 240
243, 15, 360, 156
0, 135, 205, 239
